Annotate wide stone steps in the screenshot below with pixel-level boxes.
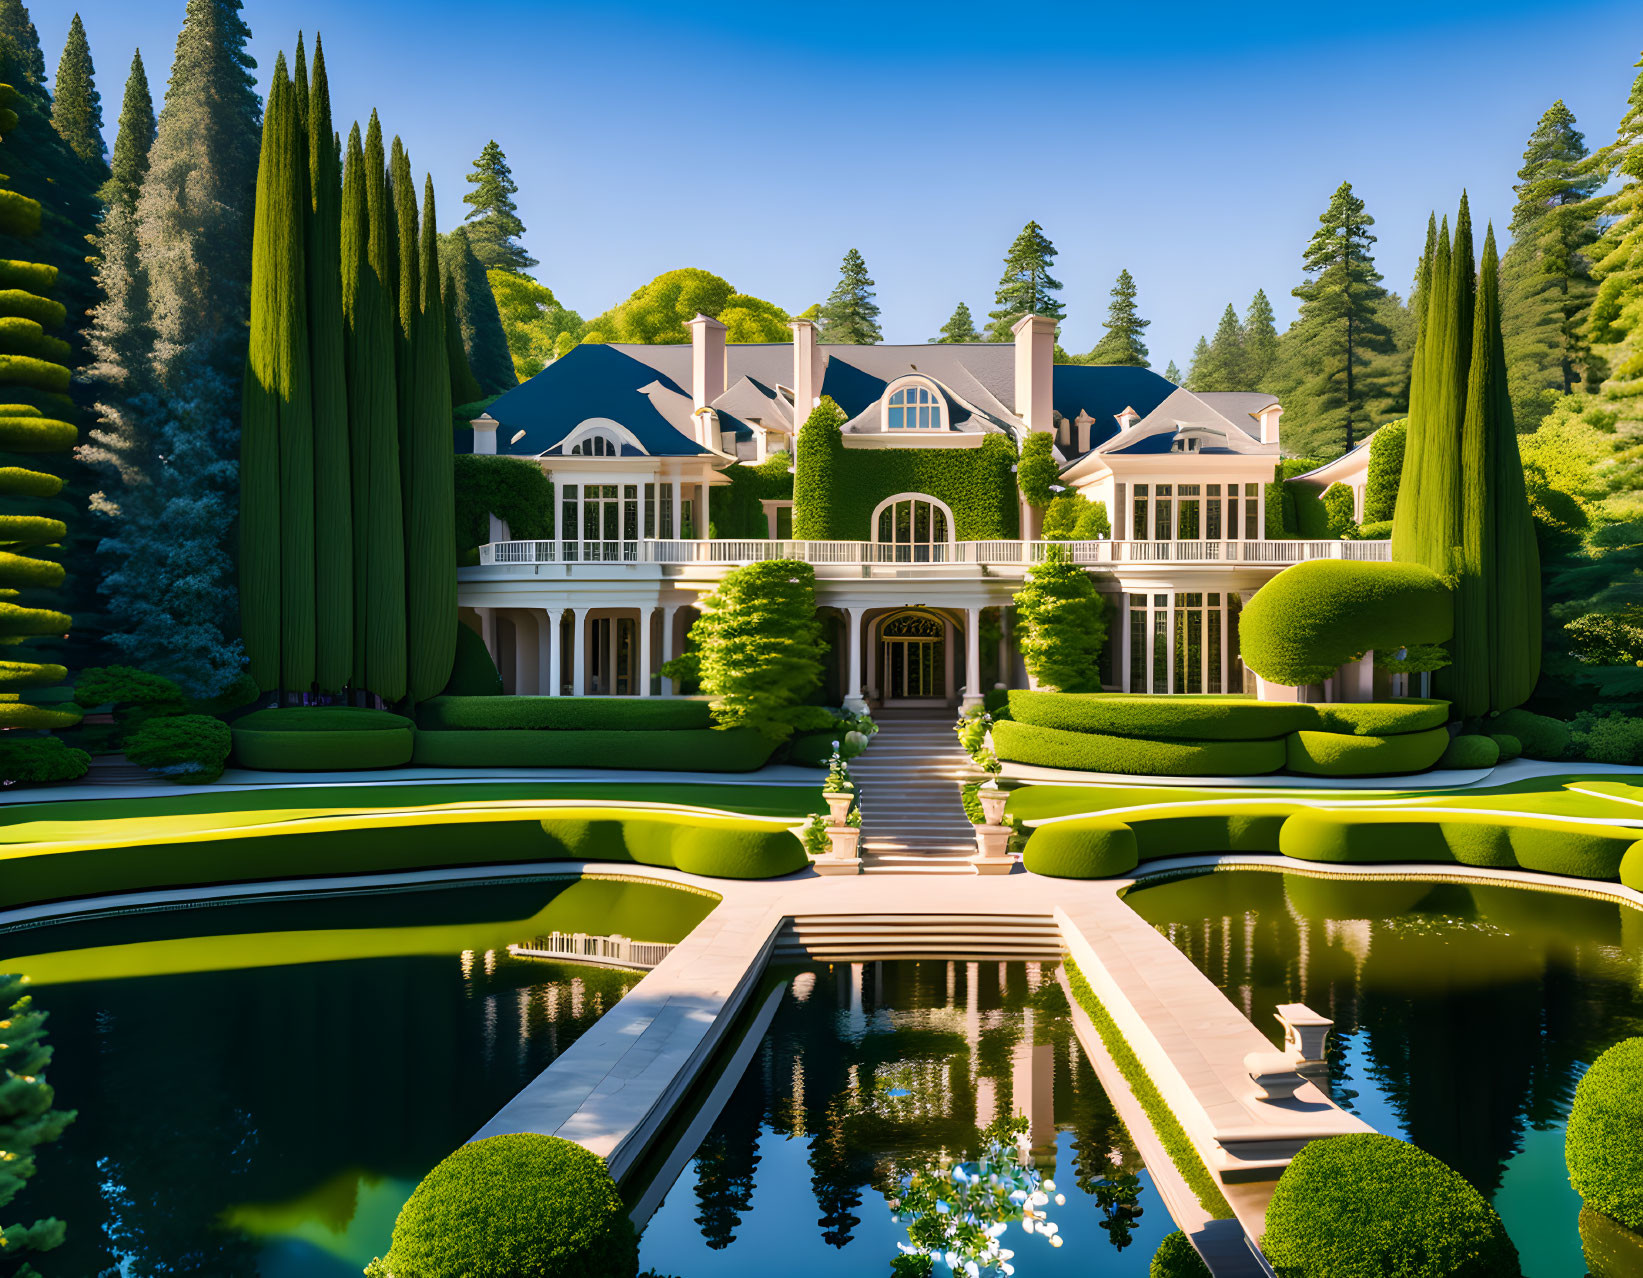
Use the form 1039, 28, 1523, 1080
772, 913, 1062, 960
846, 716, 984, 874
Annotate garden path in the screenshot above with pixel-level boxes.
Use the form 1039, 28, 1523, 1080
849, 713, 980, 873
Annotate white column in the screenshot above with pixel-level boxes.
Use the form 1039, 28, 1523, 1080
1165, 592, 1176, 694
607, 616, 619, 694
661, 604, 680, 696
998, 607, 1012, 690
639, 607, 654, 697
550, 477, 560, 554
963, 606, 982, 709
670, 471, 682, 541
1218, 594, 1229, 695
1118, 594, 1132, 692
514, 611, 540, 695
844, 607, 867, 712
545, 608, 562, 696
571, 608, 586, 696
696, 481, 709, 539
1257, 481, 1268, 540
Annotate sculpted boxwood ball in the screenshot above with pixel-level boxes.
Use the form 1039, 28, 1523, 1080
1566, 1037, 1643, 1232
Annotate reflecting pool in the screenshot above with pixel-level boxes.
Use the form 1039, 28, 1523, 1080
2, 874, 715, 1276
1125, 869, 1643, 1278
637, 960, 1174, 1277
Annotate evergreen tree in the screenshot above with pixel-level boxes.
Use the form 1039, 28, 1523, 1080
343, 117, 406, 700
932, 301, 977, 343
0, 973, 76, 1272
404, 175, 457, 702
1164, 358, 1184, 385
1084, 269, 1150, 367
1243, 289, 1280, 387
438, 224, 516, 394
817, 247, 882, 344
0, 0, 43, 89
98, 0, 261, 694
987, 221, 1064, 339
239, 53, 312, 692
1500, 101, 1602, 430
1279, 181, 1395, 456
461, 137, 535, 271
442, 270, 483, 404
1586, 52, 1643, 376
100, 48, 152, 209
49, 12, 101, 165
1015, 551, 1107, 692
1184, 337, 1209, 389
1191, 303, 1246, 390
390, 135, 419, 451
304, 34, 352, 693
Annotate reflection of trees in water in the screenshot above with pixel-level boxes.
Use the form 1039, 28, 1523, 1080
1134, 870, 1643, 1199
12, 952, 634, 1272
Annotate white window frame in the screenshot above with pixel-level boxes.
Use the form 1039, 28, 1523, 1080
879, 377, 946, 432
869, 492, 957, 561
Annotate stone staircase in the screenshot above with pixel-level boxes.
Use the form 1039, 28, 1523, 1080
848, 713, 980, 874
772, 912, 1060, 960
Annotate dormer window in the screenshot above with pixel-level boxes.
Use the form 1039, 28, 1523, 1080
886, 384, 943, 430
1171, 436, 1200, 453
569, 434, 616, 456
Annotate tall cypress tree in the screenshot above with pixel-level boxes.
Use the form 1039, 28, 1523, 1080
1243, 289, 1280, 388
1084, 269, 1150, 367
49, 12, 102, 166
461, 138, 535, 271
442, 270, 483, 404
932, 302, 977, 343
1501, 101, 1602, 430
817, 247, 882, 344
438, 224, 515, 394
390, 135, 419, 457
305, 33, 352, 692
405, 175, 457, 701
987, 221, 1064, 339
239, 53, 312, 691
1394, 216, 1453, 568
1190, 303, 1245, 389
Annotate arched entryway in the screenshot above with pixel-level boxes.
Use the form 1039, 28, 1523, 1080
873, 608, 954, 706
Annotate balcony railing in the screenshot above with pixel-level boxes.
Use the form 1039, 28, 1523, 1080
477, 538, 1392, 568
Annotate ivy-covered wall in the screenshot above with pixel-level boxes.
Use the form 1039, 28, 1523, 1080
709, 453, 795, 538
792, 397, 1020, 540
454, 455, 554, 556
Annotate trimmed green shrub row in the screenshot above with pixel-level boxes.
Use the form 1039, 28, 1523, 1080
412, 727, 775, 772
1003, 691, 1449, 740
1623, 842, 1643, 893
1263, 1133, 1520, 1278
1440, 734, 1500, 770
1567, 1037, 1643, 1234
367, 1133, 637, 1278
229, 707, 417, 772
1285, 727, 1450, 777
992, 719, 1285, 776
416, 695, 712, 732
538, 808, 806, 879
0, 735, 89, 783
235, 707, 412, 732
1490, 708, 1572, 760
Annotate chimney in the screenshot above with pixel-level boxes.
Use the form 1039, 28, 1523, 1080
1074, 409, 1095, 454
687, 313, 727, 411
1115, 405, 1140, 433
471, 413, 498, 455
789, 317, 825, 425
1257, 402, 1283, 445
1012, 314, 1056, 432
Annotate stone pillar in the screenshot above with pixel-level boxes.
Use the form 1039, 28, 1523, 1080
545, 608, 562, 696
511, 611, 539, 695
1118, 594, 1132, 692
607, 616, 619, 695
661, 604, 679, 696
570, 608, 586, 696
639, 607, 654, 697
963, 606, 983, 709
479, 607, 497, 666
671, 474, 682, 542
844, 607, 867, 712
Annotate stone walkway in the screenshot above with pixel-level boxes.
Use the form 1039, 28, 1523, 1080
849, 714, 979, 873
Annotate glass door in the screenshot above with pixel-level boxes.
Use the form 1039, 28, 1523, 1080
881, 614, 946, 700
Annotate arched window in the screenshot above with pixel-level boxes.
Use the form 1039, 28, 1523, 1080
886, 384, 943, 430
871, 493, 954, 563
569, 433, 616, 456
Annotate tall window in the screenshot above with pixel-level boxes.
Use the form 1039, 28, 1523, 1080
886, 385, 943, 430
873, 495, 953, 562
1128, 592, 1234, 693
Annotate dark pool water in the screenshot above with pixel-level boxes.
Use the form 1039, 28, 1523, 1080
1125, 869, 1643, 1278
1, 875, 715, 1276
637, 959, 1175, 1277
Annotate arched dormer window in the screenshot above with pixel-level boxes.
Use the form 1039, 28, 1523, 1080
569, 433, 617, 456
884, 381, 944, 431
558, 418, 644, 458
870, 492, 956, 562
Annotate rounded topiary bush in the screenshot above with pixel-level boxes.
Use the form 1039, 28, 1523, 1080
1489, 733, 1523, 761
231, 706, 416, 771
367, 1133, 638, 1278
1439, 734, 1500, 771
1567, 1037, 1643, 1232
1150, 1229, 1210, 1277
1284, 726, 1449, 777
1491, 708, 1571, 761
1263, 1133, 1520, 1278
1022, 817, 1138, 879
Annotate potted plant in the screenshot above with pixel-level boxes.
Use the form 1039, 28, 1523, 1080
977, 759, 1008, 827
822, 746, 855, 824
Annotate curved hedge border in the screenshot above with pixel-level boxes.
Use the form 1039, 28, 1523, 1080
1567, 1037, 1643, 1233
1022, 817, 1137, 878
539, 808, 806, 879
416, 696, 711, 732
366, 1133, 636, 1278
1285, 727, 1450, 777
231, 707, 416, 771
992, 719, 1284, 777
1004, 691, 1315, 740
412, 726, 774, 772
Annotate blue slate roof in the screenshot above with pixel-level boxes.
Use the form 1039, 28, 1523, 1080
1051, 364, 1177, 451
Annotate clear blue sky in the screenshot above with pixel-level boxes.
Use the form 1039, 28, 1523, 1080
44, 1, 1643, 369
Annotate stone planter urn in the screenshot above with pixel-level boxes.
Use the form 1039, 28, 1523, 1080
822, 790, 854, 825
977, 784, 1008, 827
972, 822, 1013, 875
814, 824, 862, 875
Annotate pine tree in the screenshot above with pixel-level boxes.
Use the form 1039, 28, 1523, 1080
343, 117, 406, 700
1084, 269, 1150, 367
404, 175, 457, 702
932, 301, 977, 343
1184, 337, 1209, 389
0, 0, 44, 89
49, 12, 101, 165
817, 248, 882, 344
1164, 359, 1184, 385
100, 48, 151, 209
0, 974, 76, 1272
1279, 181, 1395, 456
1586, 53, 1643, 379
439, 224, 516, 394
987, 221, 1064, 339
1243, 289, 1280, 388
98, 0, 261, 694
305, 34, 352, 693
1191, 303, 1246, 390
239, 53, 312, 692
461, 137, 535, 271
1501, 101, 1603, 431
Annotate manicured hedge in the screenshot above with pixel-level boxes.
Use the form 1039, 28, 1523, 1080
231, 707, 417, 772
1490, 733, 1523, 761
412, 726, 775, 772
1262, 1133, 1520, 1278
1150, 1231, 1211, 1278
1623, 841, 1643, 893
538, 807, 806, 879
1567, 1037, 1643, 1233
1021, 817, 1137, 878
365, 1133, 637, 1278
1491, 708, 1572, 760
992, 718, 1284, 777
124, 714, 232, 784
0, 735, 88, 783
445, 623, 503, 696
1440, 734, 1500, 770
1003, 691, 1448, 741
416, 696, 712, 732
1284, 727, 1450, 777
1240, 560, 1453, 687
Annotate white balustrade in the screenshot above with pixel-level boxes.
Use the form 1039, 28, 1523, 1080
507, 932, 676, 970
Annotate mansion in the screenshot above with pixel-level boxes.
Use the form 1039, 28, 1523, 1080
458, 314, 1386, 709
